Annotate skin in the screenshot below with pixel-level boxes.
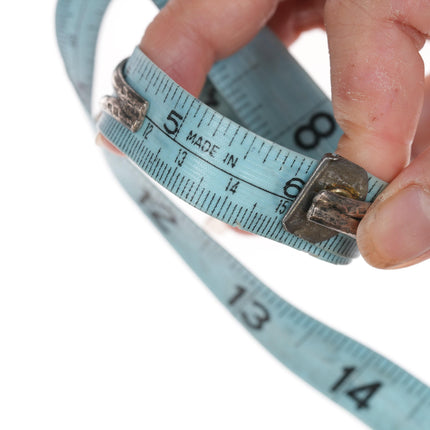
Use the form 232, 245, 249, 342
97, 0, 430, 269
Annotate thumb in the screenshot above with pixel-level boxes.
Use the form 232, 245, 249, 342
357, 146, 430, 269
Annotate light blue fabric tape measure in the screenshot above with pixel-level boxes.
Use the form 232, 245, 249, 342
56, 0, 430, 428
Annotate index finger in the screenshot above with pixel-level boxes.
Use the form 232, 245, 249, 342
97, 0, 281, 151
140, 0, 281, 96
325, 0, 429, 181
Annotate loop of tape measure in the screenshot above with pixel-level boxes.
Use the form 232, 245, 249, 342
56, 0, 430, 428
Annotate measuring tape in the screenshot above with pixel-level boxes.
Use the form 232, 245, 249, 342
56, 0, 430, 428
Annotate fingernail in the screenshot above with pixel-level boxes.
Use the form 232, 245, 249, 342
95, 133, 104, 147
358, 186, 430, 268
95, 133, 124, 156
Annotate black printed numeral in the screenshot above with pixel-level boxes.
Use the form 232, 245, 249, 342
164, 110, 183, 135
283, 177, 305, 199
275, 199, 288, 214
142, 123, 153, 140
331, 366, 383, 410
225, 177, 240, 194
139, 190, 177, 233
294, 112, 336, 149
174, 148, 188, 166
228, 285, 270, 331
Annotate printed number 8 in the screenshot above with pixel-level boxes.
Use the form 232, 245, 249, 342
294, 112, 336, 149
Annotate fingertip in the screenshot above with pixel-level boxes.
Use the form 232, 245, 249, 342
357, 186, 430, 269
356, 209, 391, 269
95, 133, 124, 156
336, 134, 410, 182
140, 13, 212, 96
325, 0, 426, 183
139, 0, 282, 97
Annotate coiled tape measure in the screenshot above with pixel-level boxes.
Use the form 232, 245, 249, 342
56, 0, 430, 428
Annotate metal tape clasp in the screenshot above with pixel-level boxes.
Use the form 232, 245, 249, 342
100, 59, 149, 133
282, 154, 371, 243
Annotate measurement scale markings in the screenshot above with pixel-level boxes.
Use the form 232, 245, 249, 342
152, 72, 161, 92
163, 81, 173, 103
140, 116, 294, 201
225, 62, 260, 85
175, 175, 185, 195
177, 97, 195, 137
58, 4, 430, 426
263, 146, 273, 163
140, 147, 152, 168
160, 75, 169, 96
228, 124, 240, 146
216, 196, 229, 218
200, 189, 211, 209
234, 98, 252, 114
194, 187, 206, 206
150, 154, 161, 176
226, 203, 238, 224
265, 216, 279, 237
174, 90, 183, 110
190, 177, 204, 202
153, 160, 164, 181
240, 103, 263, 117
256, 215, 269, 235
207, 111, 216, 127
180, 178, 190, 197
271, 97, 330, 142
143, 152, 154, 171
279, 154, 289, 171
258, 216, 273, 236
193, 101, 201, 118
239, 131, 248, 146
145, 69, 156, 93
222, 200, 232, 219
144, 64, 152, 82
223, 120, 231, 136
158, 162, 168, 183
251, 213, 263, 231
206, 192, 216, 212
408, 396, 430, 419
72, 1, 90, 79
197, 107, 209, 128
210, 196, 222, 216
255, 119, 269, 132
166, 166, 178, 189
244, 135, 256, 159
185, 181, 195, 200
212, 115, 223, 137
170, 171, 181, 191
170, 84, 179, 102
155, 74, 164, 95
236, 206, 246, 226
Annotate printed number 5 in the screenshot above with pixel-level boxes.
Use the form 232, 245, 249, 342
164, 110, 183, 135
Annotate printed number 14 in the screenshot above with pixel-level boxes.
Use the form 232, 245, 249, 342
331, 366, 383, 410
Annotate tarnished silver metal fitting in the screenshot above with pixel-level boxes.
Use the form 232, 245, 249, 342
282, 154, 371, 243
100, 59, 149, 133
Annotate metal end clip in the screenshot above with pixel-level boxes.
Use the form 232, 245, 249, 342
282, 154, 371, 243
100, 59, 149, 133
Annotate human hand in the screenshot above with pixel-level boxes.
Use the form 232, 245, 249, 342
97, 0, 430, 269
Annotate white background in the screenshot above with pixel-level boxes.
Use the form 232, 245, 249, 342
1, 1, 429, 429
